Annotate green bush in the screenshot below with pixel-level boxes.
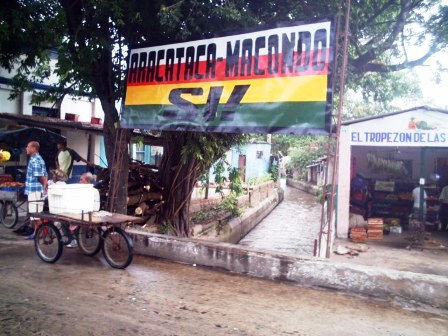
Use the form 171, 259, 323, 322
219, 193, 242, 217
247, 173, 272, 186
287, 136, 330, 171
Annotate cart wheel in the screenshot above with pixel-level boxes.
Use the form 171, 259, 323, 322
102, 227, 133, 269
77, 226, 103, 256
34, 223, 63, 263
1, 201, 18, 229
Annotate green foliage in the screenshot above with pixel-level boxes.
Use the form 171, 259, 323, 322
228, 167, 243, 196
191, 192, 242, 224
181, 133, 245, 170
157, 221, 172, 235
134, 135, 144, 148
213, 159, 244, 197
344, 71, 423, 120
248, 134, 268, 142
190, 207, 220, 224
357, 72, 422, 104
247, 173, 273, 186
219, 193, 242, 217
288, 136, 329, 170
269, 165, 279, 182
213, 160, 227, 196
315, 185, 325, 205
271, 135, 302, 156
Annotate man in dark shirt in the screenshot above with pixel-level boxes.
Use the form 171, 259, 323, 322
55, 140, 93, 178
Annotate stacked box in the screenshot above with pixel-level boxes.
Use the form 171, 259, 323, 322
368, 218, 384, 240
350, 227, 367, 242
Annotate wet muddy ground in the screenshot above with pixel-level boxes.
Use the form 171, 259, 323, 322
332, 233, 448, 277
239, 182, 448, 278
1, 227, 447, 336
239, 184, 321, 255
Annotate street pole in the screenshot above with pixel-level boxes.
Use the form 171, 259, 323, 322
318, 0, 343, 257
325, 0, 351, 259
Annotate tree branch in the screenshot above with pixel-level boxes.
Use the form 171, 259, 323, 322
362, 0, 409, 54
351, 46, 436, 73
364, 0, 397, 27
351, 0, 428, 71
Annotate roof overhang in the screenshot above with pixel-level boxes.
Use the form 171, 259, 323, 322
0, 113, 164, 146
341, 106, 448, 126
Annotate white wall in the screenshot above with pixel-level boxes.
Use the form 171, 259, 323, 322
60, 97, 105, 122
336, 127, 351, 238
0, 87, 20, 114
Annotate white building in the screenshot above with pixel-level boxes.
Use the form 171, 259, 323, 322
0, 54, 106, 177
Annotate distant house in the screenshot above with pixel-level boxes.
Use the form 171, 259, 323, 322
306, 156, 327, 186
209, 140, 272, 183
130, 143, 164, 166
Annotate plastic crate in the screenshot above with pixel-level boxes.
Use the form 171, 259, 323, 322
64, 113, 79, 121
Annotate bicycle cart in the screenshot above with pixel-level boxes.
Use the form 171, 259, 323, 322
0, 186, 26, 229
29, 211, 143, 269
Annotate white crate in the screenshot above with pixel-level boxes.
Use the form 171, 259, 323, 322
390, 226, 402, 234
48, 184, 100, 214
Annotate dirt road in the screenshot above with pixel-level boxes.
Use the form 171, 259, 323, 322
1, 227, 447, 336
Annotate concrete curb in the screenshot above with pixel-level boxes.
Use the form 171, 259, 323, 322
127, 230, 448, 309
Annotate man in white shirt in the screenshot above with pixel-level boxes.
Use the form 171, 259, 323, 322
412, 185, 427, 216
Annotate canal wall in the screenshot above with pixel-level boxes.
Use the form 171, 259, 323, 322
190, 181, 279, 213
286, 178, 321, 196
192, 182, 284, 244
128, 230, 448, 309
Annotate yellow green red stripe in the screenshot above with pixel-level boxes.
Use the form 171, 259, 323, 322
125, 75, 327, 106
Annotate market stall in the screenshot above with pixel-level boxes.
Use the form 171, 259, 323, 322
0, 126, 66, 176
337, 106, 448, 242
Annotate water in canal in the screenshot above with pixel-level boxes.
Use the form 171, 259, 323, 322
239, 180, 322, 256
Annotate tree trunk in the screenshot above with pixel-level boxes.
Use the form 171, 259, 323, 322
101, 101, 130, 214
157, 133, 202, 237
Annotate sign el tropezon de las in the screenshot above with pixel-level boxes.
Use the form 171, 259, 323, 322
121, 20, 334, 134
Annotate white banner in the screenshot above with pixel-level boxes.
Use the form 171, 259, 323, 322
346, 109, 448, 147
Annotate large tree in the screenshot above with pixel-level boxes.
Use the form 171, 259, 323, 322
1, 0, 447, 235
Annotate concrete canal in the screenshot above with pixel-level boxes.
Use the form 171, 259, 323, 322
239, 180, 322, 256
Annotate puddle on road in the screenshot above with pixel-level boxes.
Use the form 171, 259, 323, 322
239, 184, 322, 256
